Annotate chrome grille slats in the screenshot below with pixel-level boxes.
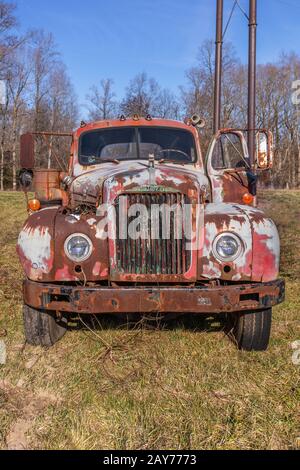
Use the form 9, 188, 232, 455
115, 192, 192, 275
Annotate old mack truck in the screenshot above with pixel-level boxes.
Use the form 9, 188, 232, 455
17, 116, 285, 350
16, 0, 285, 350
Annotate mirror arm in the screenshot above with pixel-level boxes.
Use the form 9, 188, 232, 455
246, 170, 258, 196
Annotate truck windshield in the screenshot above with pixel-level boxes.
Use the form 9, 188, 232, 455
79, 127, 196, 165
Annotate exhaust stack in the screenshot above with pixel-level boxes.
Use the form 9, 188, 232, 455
213, 0, 224, 134
247, 0, 257, 166
213, 0, 258, 165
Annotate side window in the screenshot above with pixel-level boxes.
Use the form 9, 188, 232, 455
212, 132, 249, 170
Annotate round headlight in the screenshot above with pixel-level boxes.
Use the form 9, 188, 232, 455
64, 234, 92, 262
213, 233, 243, 261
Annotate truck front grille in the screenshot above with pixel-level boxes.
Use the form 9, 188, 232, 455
115, 192, 192, 275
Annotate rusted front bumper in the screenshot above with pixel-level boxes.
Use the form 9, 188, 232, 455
23, 279, 285, 315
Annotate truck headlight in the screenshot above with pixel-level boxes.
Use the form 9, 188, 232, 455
213, 233, 243, 261
64, 234, 92, 262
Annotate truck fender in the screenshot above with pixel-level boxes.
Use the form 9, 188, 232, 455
242, 207, 280, 282
17, 207, 58, 281
202, 204, 280, 283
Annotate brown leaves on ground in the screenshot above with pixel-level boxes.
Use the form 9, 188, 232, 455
0, 379, 59, 450
0, 192, 300, 450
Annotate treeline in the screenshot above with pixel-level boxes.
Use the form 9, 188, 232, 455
0, 2, 299, 190
0, 2, 78, 190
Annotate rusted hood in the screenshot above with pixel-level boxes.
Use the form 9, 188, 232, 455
70, 162, 206, 206
202, 203, 280, 283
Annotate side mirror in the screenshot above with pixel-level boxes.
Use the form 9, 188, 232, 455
256, 131, 274, 170
20, 133, 35, 169
19, 169, 33, 189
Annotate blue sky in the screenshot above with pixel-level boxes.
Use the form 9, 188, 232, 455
15, 0, 300, 113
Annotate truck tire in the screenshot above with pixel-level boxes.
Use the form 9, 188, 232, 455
23, 305, 67, 347
230, 308, 272, 351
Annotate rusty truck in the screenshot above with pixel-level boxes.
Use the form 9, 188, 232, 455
17, 116, 285, 350
16, 0, 285, 350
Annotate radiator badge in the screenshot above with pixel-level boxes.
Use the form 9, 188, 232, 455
129, 185, 180, 193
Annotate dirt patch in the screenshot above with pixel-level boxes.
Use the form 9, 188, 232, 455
6, 419, 32, 450
1, 191, 300, 450
0, 380, 59, 450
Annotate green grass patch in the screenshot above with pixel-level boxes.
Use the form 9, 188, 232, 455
0, 191, 299, 450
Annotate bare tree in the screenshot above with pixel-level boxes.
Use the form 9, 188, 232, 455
180, 40, 245, 147
86, 78, 117, 121
30, 30, 59, 133
249, 53, 300, 188
0, 2, 80, 190
0, 2, 300, 192
121, 72, 180, 120
46, 63, 78, 169
0, 1, 18, 190
0, 1, 18, 65
153, 88, 181, 120
120, 72, 161, 117
0, 81, 9, 190
6, 46, 31, 190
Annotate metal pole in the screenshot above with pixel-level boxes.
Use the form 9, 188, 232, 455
248, 0, 257, 166
213, 0, 223, 134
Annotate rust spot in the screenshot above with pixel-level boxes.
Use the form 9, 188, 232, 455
17, 119, 283, 317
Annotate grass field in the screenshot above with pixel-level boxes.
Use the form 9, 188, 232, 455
0, 191, 299, 450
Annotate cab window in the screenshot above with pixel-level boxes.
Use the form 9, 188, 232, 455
212, 132, 249, 170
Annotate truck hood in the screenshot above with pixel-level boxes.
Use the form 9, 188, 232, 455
70, 161, 207, 207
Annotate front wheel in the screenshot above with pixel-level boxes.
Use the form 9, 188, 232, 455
228, 308, 272, 351
23, 305, 67, 347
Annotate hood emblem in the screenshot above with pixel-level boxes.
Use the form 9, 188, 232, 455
148, 153, 156, 185
148, 153, 155, 168
128, 185, 180, 193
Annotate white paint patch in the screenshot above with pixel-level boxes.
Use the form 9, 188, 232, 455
66, 215, 80, 224
232, 273, 242, 282
95, 222, 108, 240
252, 219, 280, 262
203, 261, 222, 279
205, 203, 242, 216
73, 163, 84, 177
87, 218, 97, 226
37, 206, 60, 214
18, 226, 52, 272
204, 221, 218, 244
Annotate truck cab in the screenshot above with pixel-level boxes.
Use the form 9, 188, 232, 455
17, 116, 285, 350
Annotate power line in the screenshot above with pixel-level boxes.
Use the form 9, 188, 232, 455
236, 0, 249, 20
223, 0, 238, 40
223, 0, 250, 40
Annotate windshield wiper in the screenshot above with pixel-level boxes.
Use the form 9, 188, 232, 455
100, 158, 120, 164
158, 159, 186, 166
154, 148, 191, 165
80, 155, 120, 165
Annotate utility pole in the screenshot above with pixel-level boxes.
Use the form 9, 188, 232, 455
213, 0, 223, 134
247, 0, 257, 166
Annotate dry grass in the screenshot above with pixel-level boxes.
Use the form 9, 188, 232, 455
0, 191, 299, 450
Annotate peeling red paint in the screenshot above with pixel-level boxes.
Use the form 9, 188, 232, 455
17, 118, 284, 316
92, 262, 102, 277
55, 266, 78, 282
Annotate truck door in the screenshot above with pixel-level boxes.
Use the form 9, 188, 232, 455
206, 130, 254, 204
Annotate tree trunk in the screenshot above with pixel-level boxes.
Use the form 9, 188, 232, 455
0, 99, 9, 191
0, 145, 4, 191
48, 135, 53, 169
12, 108, 18, 191
0, 122, 5, 191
